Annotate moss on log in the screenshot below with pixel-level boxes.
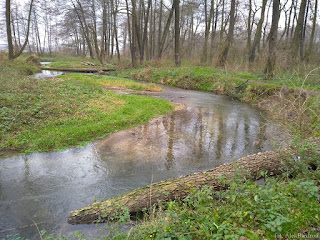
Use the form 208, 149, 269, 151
68, 150, 286, 225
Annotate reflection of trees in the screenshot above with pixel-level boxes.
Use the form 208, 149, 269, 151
216, 113, 224, 160
195, 108, 204, 157
164, 113, 175, 170
23, 156, 33, 195
230, 120, 240, 158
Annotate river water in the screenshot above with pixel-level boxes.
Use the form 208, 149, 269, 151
0, 69, 282, 239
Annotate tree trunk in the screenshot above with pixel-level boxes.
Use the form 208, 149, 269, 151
201, 0, 214, 64
291, 0, 307, 60
91, 0, 102, 63
157, 0, 163, 56
174, 0, 181, 66
286, 0, 295, 39
100, 0, 107, 62
219, 0, 225, 45
68, 150, 286, 225
249, 0, 268, 64
129, 0, 138, 68
158, 4, 174, 59
72, 0, 95, 59
140, 0, 152, 63
111, 0, 121, 61
209, 1, 219, 63
6, 0, 14, 60
305, 0, 318, 61
265, 0, 280, 79
216, 0, 236, 67
247, 0, 252, 53
6, 0, 34, 60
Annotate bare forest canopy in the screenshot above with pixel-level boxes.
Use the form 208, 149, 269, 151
2, 0, 320, 73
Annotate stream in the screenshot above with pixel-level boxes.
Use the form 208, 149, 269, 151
0, 67, 283, 239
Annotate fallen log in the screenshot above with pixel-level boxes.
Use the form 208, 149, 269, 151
68, 150, 287, 225
41, 67, 115, 73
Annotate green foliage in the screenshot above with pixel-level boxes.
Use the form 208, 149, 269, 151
117, 172, 319, 239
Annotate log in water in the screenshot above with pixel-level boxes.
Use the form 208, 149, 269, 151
68, 150, 285, 225
41, 67, 115, 73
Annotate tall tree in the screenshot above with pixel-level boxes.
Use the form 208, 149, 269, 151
174, 0, 181, 66
305, 0, 318, 61
265, 0, 280, 79
110, 0, 121, 61
249, 0, 268, 64
140, 0, 152, 63
6, 0, 34, 60
217, 0, 236, 67
71, 0, 95, 59
201, 0, 215, 64
291, 0, 307, 60
158, 3, 174, 59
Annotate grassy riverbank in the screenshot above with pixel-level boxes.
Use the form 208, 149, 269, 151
112, 66, 320, 136
3, 55, 319, 239
110, 149, 320, 239
0, 57, 173, 153
102, 64, 319, 239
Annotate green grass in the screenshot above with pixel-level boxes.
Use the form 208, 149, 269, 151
0, 60, 173, 153
59, 73, 163, 92
113, 178, 320, 239
113, 65, 320, 91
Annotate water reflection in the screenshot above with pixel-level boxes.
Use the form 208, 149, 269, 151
0, 84, 280, 239
33, 70, 63, 79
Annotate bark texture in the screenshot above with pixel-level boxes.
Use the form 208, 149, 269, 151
68, 150, 285, 225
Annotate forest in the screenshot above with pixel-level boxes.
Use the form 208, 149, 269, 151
1, 0, 320, 239
3, 0, 320, 75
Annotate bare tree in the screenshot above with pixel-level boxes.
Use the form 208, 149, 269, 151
6, 0, 34, 59
249, 0, 268, 64
174, 0, 181, 66
217, 0, 236, 67
305, 0, 317, 61
291, 0, 307, 60
201, 0, 214, 64
265, 0, 280, 79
